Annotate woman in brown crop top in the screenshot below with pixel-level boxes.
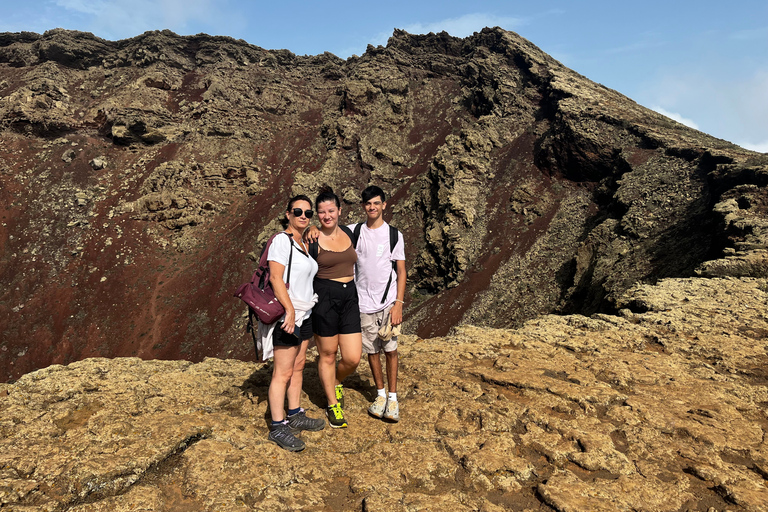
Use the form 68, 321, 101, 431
311, 187, 362, 429
315, 243, 357, 279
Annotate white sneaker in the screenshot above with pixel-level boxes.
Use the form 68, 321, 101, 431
383, 399, 399, 422
368, 395, 387, 418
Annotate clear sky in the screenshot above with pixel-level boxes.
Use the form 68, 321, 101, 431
2, 1, 766, 152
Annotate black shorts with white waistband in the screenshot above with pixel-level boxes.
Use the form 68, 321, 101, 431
312, 278, 362, 337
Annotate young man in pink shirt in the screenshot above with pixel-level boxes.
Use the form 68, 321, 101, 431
350, 186, 406, 422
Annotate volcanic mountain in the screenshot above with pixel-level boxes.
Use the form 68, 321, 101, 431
0, 27, 766, 381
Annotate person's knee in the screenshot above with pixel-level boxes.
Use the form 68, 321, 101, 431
271, 367, 293, 386
317, 344, 335, 357
293, 359, 306, 371
344, 352, 362, 367
295, 348, 308, 362
293, 355, 307, 373
317, 350, 336, 365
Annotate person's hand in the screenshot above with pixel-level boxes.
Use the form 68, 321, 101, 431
390, 301, 403, 326
303, 225, 320, 243
281, 308, 296, 334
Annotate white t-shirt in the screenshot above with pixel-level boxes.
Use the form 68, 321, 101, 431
349, 222, 405, 314
267, 233, 318, 321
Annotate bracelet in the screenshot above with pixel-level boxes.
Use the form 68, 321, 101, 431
394, 299, 405, 304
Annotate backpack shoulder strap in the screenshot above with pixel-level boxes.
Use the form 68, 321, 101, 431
261, 232, 292, 261
341, 223, 358, 247
258, 232, 293, 283
309, 239, 318, 260
284, 233, 294, 285
379, 225, 401, 304
258, 232, 279, 267
351, 223, 362, 247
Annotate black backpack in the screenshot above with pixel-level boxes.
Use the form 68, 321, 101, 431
309, 223, 399, 304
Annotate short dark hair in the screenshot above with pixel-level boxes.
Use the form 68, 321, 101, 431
315, 185, 340, 209
361, 185, 386, 203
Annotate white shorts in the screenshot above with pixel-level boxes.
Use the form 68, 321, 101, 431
360, 304, 398, 355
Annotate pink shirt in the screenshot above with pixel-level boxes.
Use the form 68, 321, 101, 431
349, 222, 405, 314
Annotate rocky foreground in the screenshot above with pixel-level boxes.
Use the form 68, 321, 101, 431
1, 276, 767, 511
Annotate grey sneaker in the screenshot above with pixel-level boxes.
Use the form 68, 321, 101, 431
383, 399, 399, 422
287, 409, 325, 433
368, 396, 387, 418
268, 422, 306, 452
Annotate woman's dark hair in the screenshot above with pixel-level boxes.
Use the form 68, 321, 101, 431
315, 185, 340, 209
361, 185, 386, 203
281, 194, 312, 227
286, 194, 312, 212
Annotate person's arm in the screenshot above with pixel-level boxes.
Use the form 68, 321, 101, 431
269, 260, 295, 333
302, 225, 321, 244
390, 259, 407, 326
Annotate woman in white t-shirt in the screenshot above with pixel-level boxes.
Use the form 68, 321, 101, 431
263, 194, 325, 451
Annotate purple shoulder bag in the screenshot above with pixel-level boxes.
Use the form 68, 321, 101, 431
234, 232, 293, 325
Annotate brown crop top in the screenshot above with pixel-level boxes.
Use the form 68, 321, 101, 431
315, 243, 357, 279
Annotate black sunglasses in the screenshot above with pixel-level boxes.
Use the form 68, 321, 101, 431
291, 208, 313, 218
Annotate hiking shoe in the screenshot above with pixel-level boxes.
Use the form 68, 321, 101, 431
383, 400, 399, 422
326, 403, 348, 429
368, 396, 387, 418
268, 422, 305, 452
335, 384, 345, 409
287, 408, 325, 433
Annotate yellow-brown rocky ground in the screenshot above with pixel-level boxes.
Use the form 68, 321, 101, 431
1, 276, 767, 511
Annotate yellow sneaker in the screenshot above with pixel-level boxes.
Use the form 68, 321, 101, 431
334, 384, 345, 409
326, 403, 347, 428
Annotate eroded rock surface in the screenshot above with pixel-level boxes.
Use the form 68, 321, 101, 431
1, 276, 766, 511
0, 28, 766, 385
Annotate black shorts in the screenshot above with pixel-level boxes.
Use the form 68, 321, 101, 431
273, 315, 314, 347
312, 279, 362, 337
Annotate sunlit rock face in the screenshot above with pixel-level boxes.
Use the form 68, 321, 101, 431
0, 27, 766, 380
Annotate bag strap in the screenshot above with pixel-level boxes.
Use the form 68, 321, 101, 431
255, 232, 277, 289
285, 233, 294, 285
246, 308, 259, 357
380, 225, 399, 304
351, 223, 362, 247
256, 231, 294, 286
256, 233, 277, 276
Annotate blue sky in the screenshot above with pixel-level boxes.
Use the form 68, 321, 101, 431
2, 1, 766, 152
